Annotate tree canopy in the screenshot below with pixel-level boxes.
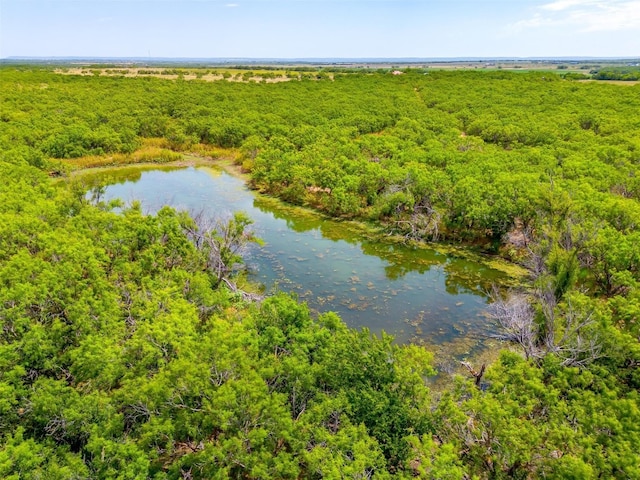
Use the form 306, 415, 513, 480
1, 66, 639, 478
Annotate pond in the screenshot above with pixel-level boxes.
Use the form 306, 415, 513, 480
85, 165, 511, 354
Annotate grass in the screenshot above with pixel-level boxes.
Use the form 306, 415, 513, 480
64, 145, 183, 169
61, 138, 239, 174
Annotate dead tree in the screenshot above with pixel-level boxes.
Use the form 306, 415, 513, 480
489, 288, 601, 367
461, 361, 486, 387
488, 291, 539, 361
183, 210, 264, 302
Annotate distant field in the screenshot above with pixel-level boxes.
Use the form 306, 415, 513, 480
53, 67, 325, 83
51, 63, 593, 85
50, 60, 640, 82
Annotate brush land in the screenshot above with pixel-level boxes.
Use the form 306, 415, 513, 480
1, 65, 639, 479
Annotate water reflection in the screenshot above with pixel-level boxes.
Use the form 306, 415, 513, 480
83, 166, 508, 345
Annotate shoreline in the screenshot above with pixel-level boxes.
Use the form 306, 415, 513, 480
68, 152, 527, 284
68, 153, 525, 377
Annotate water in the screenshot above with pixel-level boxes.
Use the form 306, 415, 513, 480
87, 165, 508, 347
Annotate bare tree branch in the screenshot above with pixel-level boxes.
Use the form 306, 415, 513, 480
488, 291, 539, 361
184, 210, 265, 302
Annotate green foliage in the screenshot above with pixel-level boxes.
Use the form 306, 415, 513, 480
433, 347, 640, 479
592, 67, 640, 81
3, 67, 640, 247
0, 162, 447, 477
2, 67, 640, 479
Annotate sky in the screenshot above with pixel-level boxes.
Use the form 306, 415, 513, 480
1, 0, 639, 59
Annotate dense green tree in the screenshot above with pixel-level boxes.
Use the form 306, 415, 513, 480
2, 66, 640, 479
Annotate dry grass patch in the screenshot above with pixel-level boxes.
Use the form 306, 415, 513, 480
54, 67, 295, 83
65, 145, 183, 169
63, 139, 239, 172
188, 143, 239, 160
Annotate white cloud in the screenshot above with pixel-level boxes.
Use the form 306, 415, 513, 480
514, 0, 640, 32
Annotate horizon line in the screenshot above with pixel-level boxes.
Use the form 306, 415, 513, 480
3, 55, 640, 62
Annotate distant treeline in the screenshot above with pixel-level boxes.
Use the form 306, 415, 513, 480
591, 66, 640, 81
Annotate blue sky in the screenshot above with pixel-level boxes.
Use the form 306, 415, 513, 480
1, 0, 639, 58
